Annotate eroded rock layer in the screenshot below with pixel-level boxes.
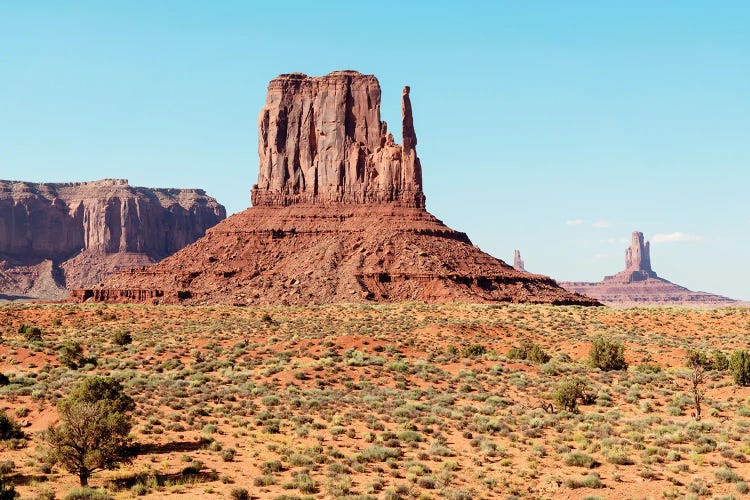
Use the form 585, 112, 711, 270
0, 179, 225, 299
560, 231, 736, 306
75, 71, 598, 306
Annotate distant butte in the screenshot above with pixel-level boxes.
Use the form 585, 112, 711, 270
513, 250, 525, 272
73, 71, 598, 306
560, 231, 736, 306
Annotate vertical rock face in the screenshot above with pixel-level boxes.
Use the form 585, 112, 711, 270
251, 71, 425, 207
513, 250, 525, 272
0, 179, 226, 297
625, 231, 653, 274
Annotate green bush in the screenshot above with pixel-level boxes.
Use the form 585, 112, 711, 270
0, 473, 16, 500
687, 349, 729, 371
0, 412, 23, 440
588, 336, 627, 371
18, 325, 42, 342
564, 451, 595, 468
553, 378, 590, 412
730, 350, 750, 386
461, 344, 486, 358
230, 488, 249, 500
0, 374, 8, 387
59, 342, 85, 369
112, 330, 132, 346
507, 341, 550, 364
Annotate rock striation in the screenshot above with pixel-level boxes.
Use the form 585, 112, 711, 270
75, 71, 598, 307
513, 250, 525, 272
0, 179, 225, 299
560, 231, 736, 306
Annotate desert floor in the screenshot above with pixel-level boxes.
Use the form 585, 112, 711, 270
2, 302, 750, 499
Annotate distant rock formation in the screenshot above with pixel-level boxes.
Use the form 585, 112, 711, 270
560, 231, 735, 306
0, 179, 225, 299
75, 71, 598, 307
513, 250, 525, 272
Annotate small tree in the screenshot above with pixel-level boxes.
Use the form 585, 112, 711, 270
687, 350, 705, 420
588, 336, 627, 371
730, 350, 750, 386
44, 377, 134, 486
59, 342, 85, 369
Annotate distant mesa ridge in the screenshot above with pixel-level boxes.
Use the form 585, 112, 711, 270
0, 179, 225, 300
560, 231, 735, 306
73, 71, 599, 306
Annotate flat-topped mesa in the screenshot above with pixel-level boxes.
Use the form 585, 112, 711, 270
251, 71, 425, 207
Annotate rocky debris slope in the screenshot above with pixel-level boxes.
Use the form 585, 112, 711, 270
560, 231, 736, 306
76, 71, 598, 306
0, 179, 225, 299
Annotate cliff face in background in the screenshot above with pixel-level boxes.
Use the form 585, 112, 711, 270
251, 71, 424, 207
0, 179, 225, 299
76, 71, 598, 307
560, 231, 736, 306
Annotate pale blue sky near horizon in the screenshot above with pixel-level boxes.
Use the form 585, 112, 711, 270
1, 1, 748, 299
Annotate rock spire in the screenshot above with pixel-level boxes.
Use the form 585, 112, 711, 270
513, 250, 525, 272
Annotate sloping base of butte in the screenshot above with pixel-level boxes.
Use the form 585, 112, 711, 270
74, 204, 598, 305
73, 71, 598, 306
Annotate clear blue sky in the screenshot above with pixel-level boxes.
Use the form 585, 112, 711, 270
1, 1, 748, 300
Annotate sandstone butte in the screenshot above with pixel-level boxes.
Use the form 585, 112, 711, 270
560, 231, 737, 306
0, 179, 225, 300
73, 70, 599, 306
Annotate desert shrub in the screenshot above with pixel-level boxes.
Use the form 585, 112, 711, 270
0, 474, 15, 500
230, 488, 249, 500
0, 374, 9, 387
221, 448, 236, 462
111, 330, 132, 346
715, 466, 742, 483
588, 336, 627, 371
711, 350, 730, 371
564, 473, 603, 489
730, 350, 750, 386
261, 460, 283, 474
564, 451, 595, 468
605, 448, 634, 465
507, 341, 550, 364
461, 344, 486, 358
19, 325, 42, 342
62, 487, 112, 500
552, 378, 592, 412
59, 342, 85, 369
687, 349, 730, 371
0, 412, 23, 440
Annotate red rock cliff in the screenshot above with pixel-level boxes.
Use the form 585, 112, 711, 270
0, 179, 225, 298
251, 71, 424, 207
